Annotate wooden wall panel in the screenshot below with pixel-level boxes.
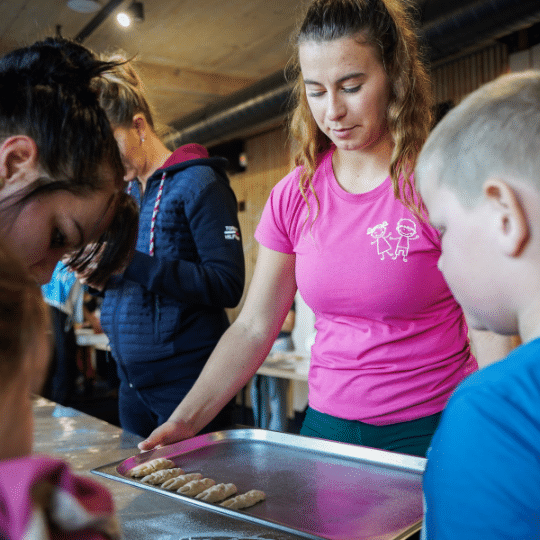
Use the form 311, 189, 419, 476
431, 43, 509, 107
226, 124, 292, 322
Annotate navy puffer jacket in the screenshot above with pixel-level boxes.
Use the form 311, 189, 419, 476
100, 144, 245, 390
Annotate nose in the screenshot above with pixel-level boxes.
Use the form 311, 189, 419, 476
327, 92, 346, 121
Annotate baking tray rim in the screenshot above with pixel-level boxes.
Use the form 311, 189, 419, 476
92, 428, 425, 540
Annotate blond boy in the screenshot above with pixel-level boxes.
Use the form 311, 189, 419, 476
416, 71, 540, 539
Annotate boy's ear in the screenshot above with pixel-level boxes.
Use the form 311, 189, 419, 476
0, 136, 40, 189
483, 178, 529, 257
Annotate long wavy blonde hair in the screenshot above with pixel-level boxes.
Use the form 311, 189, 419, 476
288, 0, 432, 219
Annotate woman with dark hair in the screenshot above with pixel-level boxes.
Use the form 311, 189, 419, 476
140, 0, 478, 457
0, 36, 138, 539
0, 37, 138, 286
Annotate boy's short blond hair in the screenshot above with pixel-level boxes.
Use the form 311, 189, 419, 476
417, 70, 540, 207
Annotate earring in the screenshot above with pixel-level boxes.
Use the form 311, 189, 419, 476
141, 136, 145, 143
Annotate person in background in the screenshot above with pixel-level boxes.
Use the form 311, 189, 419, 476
250, 300, 295, 431
91, 56, 245, 438
417, 71, 540, 539
83, 291, 104, 334
0, 239, 120, 540
41, 261, 83, 405
81, 292, 120, 399
140, 0, 509, 457
0, 37, 138, 287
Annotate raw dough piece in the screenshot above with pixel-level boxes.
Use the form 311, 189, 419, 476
178, 477, 215, 497
128, 458, 176, 477
161, 473, 203, 491
195, 483, 237, 503
220, 489, 266, 510
140, 467, 185, 485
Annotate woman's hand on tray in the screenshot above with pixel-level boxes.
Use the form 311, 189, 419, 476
138, 418, 195, 451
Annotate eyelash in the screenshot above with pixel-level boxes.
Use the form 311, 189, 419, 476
307, 85, 362, 98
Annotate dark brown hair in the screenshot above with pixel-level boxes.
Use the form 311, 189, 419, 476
0, 37, 138, 283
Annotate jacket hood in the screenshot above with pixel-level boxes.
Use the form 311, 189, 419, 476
157, 143, 229, 180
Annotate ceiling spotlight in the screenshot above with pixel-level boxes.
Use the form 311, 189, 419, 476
116, 1, 144, 27
116, 12, 131, 27
67, 0, 102, 13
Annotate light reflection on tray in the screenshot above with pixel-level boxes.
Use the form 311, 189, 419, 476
92, 429, 425, 540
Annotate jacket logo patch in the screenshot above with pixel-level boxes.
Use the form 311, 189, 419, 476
224, 226, 241, 241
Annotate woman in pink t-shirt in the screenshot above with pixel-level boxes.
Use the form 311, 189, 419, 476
140, 0, 502, 457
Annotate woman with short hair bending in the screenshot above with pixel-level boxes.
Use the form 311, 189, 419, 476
0, 37, 138, 286
0, 36, 139, 540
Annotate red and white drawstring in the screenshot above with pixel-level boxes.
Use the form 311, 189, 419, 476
149, 172, 166, 256
127, 171, 166, 256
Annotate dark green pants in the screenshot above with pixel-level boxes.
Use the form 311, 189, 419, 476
300, 407, 442, 458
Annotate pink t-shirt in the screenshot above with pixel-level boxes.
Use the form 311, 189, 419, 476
0, 455, 119, 540
255, 147, 477, 425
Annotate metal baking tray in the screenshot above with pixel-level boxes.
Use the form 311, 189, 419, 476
92, 429, 425, 540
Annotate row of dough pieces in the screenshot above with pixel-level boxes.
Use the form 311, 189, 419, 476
128, 457, 266, 510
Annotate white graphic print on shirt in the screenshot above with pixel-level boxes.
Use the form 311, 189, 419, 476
367, 218, 419, 262
366, 221, 393, 261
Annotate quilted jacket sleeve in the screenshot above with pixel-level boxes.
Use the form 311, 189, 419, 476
122, 167, 245, 308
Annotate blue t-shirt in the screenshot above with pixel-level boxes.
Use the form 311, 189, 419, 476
41, 262, 82, 318
422, 338, 540, 539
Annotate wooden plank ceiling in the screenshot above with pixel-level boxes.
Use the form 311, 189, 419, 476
0, 0, 299, 128
1, 0, 538, 139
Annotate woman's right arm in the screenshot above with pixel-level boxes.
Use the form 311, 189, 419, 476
138, 244, 297, 450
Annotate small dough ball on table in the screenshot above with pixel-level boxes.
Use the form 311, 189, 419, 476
161, 473, 203, 491
140, 467, 185, 485
195, 483, 237, 503
220, 489, 266, 510
128, 457, 176, 477
178, 478, 215, 497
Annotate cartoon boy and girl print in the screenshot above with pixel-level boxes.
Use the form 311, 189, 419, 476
367, 217, 419, 261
